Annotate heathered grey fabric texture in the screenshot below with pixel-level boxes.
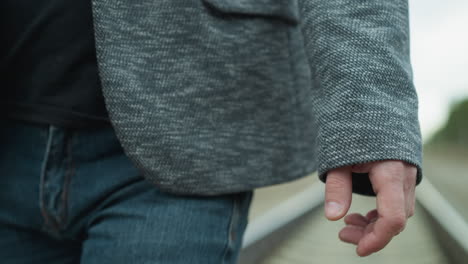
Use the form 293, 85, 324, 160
90, 0, 422, 196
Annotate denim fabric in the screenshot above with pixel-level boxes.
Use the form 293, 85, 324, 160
0, 120, 252, 264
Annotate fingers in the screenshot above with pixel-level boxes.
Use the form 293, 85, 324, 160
341, 211, 377, 246
356, 161, 408, 257
404, 168, 417, 218
344, 213, 368, 227
335, 161, 418, 257
339, 225, 365, 244
366, 209, 378, 222
351, 162, 374, 173
406, 184, 416, 218
340, 214, 367, 245
325, 167, 352, 221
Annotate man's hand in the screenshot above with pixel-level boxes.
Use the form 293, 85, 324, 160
324, 160, 417, 256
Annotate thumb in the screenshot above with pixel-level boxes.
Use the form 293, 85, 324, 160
325, 167, 352, 221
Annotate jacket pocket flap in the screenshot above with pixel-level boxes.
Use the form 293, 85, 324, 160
202, 0, 300, 24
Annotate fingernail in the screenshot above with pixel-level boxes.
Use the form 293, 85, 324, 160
326, 201, 343, 219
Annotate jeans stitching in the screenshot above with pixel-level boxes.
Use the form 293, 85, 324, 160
39, 125, 58, 232
222, 193, 249, 264
58, 130, 74, 230
39, 126, 73, 236
220, 196, 236, 264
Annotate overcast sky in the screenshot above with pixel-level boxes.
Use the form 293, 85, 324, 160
409, 0, 468, 141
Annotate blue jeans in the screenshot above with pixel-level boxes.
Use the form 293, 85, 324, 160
0, 120, 252, 264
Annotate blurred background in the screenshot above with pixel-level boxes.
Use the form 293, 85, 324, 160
240, 1, 468, 263
413, 0, 468, 234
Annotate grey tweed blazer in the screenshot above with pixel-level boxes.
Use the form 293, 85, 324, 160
91, 0, 422, 196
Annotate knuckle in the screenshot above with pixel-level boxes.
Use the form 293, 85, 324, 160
387, 161, 405, 173
389, 215, 406, 231
406, 163, 418, 173
392, 160, 407, 170
406, 172, 417, 185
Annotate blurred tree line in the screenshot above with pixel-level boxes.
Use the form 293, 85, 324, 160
426, 97, 468, 150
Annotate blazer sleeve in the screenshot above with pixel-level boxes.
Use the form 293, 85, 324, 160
298, 0, 423, 195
